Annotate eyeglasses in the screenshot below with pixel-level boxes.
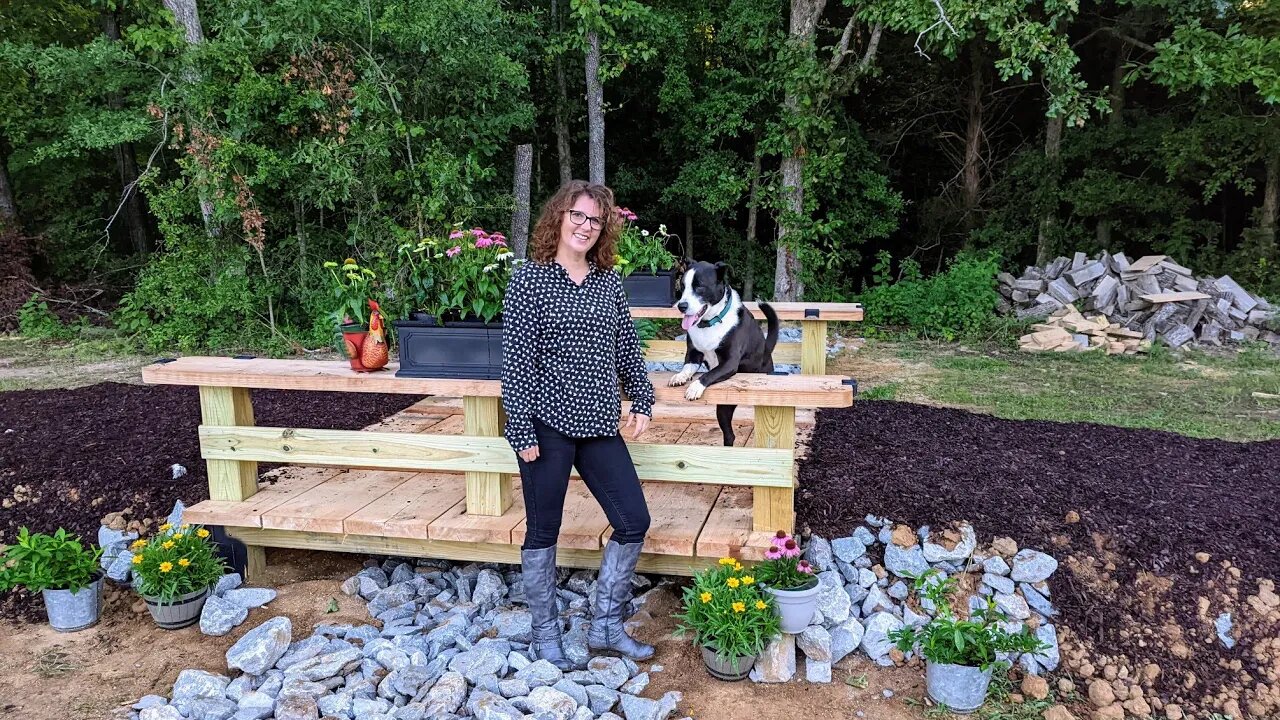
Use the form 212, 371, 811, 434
564, 210, 603, 230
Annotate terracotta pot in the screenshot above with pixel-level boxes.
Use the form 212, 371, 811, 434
340, 323, 370, 371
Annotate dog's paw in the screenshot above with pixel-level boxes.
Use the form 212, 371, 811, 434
669, 370, 694, 387
685, 381, 706, 401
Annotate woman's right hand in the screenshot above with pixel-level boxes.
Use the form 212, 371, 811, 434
519, 445, 540, 463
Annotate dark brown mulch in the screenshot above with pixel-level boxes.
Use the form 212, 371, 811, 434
798, 400, 1280, 708
0, 382, 419, 622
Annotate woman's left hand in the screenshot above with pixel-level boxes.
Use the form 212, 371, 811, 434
624, 412, 650, 439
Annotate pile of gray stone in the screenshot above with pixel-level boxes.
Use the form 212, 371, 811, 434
99, 502, 188, 584
122, 558, 685, 720
200, 573, 279, 636
749, 517, 1062, 684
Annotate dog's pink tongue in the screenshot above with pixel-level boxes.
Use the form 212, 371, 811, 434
681, 314, 698, 331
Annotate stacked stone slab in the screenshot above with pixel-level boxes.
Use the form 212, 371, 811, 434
998, 252, 1278, 350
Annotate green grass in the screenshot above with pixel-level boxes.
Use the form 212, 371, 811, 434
836, 339, 1280, 442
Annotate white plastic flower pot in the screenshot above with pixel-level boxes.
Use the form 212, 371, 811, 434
762, 577, 821, 634
926, 661, 994, 714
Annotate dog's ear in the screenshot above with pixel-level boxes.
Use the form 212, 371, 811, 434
714, 261, 730, 283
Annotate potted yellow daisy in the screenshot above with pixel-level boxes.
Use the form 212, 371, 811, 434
674, 557, 780, 680
131, 524, 226, 629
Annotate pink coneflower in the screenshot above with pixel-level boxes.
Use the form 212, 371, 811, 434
797, 560, 814, 574
494, 238, 507, 247
449, 231, 465, 240
446, 245, 462, 257
772, 531, 791, 548
781, 538, 801, 558
470, 228, 486, 237
616, 207, 637, 221
475, 237, 494, 249
765, 547, 782, 561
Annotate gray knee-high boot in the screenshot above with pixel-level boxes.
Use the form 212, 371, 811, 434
521, 546, 574, 670
588, 539, 655, 660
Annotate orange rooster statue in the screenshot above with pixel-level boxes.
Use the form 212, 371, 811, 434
360, 299, 390, 371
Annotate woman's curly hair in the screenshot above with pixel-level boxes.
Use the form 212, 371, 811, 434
529, 180, 620, 270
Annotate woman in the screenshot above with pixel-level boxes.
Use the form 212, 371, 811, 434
501, 180, 657, 670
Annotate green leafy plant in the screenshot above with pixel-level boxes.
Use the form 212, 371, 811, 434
888, 571, 1047, 670
615, 208, 678, 277
752, 530, 819, 590
130, 523, 227, 603
860, 252, 1002, 341
674, 557, 780, 666
17, 296, 80, 340
0, 528, 102, 593
397, 224, 517, 324
324, 257, 378, 327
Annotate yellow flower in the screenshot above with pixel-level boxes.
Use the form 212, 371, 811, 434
178, 558, 191, 567
741, 575, 755, 585
323, 261, 338, 268
196, 529, 210, 539
162, 540, 175, 550
734, 563, 744, 572
732, 602, 746, 613
344, 258, 357, 265
173, 533, 184, 540
718, 558, 736, 566
181, 524, 190, 529
159, 523, 172, 531
726, 577, 740, 589
132, 555, 143, 565
130, 539, 147, 550
700, 592, 712, 604
755, 600, 767, 610
159, 561, 174, 573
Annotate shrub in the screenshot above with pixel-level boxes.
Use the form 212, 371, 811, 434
0, 527, 103, 593
17, 295, 79, 340
130, 524, 227, 602
859, 251, 1002, 341
674, 558, 780, 666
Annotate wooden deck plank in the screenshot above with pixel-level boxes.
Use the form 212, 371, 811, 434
694, 487, 754, 559
343, 472, 467, 538
624, 401, 815, 426
363, 413, 450, 433
630, 301, 863, 322
260, 470, 415, 533
677, 420, 754, 447
429, 479, 527, 544
184, 467, 342, 528
431, 415, 466, 435
644, 339, 802, 364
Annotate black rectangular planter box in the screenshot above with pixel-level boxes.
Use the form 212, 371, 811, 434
394, 316, 504, 380
623, 270, 677, 307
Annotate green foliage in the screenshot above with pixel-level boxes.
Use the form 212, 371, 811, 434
888, 571, 1047, 670
323, 258, 377, 327
860, 383, 900, 401
859, 252, 1001, 341
0, 527, 102, 594
752, 531, 818, 590
17, 295, 80, 340
130, 525, 227, 603
616, 209, 678, 277
674, 558, 780, 666
397, 226, 515, 324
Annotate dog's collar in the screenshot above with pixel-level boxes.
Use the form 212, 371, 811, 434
698, 292, 733, 328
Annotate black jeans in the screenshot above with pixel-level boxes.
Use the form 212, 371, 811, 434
517, 417, 650, 550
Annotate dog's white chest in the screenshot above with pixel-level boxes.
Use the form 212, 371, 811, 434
689, 319, 734, 369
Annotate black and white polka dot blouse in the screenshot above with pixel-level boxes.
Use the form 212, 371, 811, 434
501, 260, 655, 452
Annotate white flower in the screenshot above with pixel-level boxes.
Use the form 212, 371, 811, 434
641, 230, 650, 237
659, 224, 668, 234
495, 251, 515, 261
483, 263, 498, 273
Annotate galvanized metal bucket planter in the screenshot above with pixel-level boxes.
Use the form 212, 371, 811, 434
143, 586, 210, 630
41, 573, 104, 632
926, 661, 994, 714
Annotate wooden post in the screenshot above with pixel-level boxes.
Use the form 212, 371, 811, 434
198, 386, 266, 578
752, 405, 796, 534
800, 319, 828, 375
464, 395, 513, 516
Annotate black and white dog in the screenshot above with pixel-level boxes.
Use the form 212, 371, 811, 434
668, 260, 779, 446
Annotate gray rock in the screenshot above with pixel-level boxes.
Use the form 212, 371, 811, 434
992, 592, 1031, 620
804, 536, 834, 571
165, 500, 185, 527
189, 697, 238, 720
516, 659, 565, 688
172, 669, 231, 705
585, 685, 619, 715
256, 672, 283, 698
278, 676, 327, 700
749, 634, 795, 683
498, 678, 530, 698
276, 636, 332, 671
134, 695, 169, 710
877, 526, 893, 545
212, 573, 243, 597
466, 690, 523, 720
886, 580, 908, 601
857, 568, 876, 589
571, 707, 595, 720
617, 694, 666, 720
508, 651, 532, 672
922, 523, 976, 564
649, 664, 663, 673
982, 573, 1015, 595
902, 604, 930, 628
369, 582, 418, 616
815, 571, 851, 624
831, 536, 867, 564
619, 672, 649, 695
352, 697, 392, 716
316, 693, 352, 717
491, 610, 533, 643
883, 544, 929, 579
273, 693, 318, 720
853, 526, 877, 546
1216, 612, 1236, 649
553, 679, 589, 707
830, 617, 865, 664
1021, 583, 1057, 617
235, 692, 275, 720
359, 566, 391, 588
395, 703, 428, 720
227, 617, 292, 675
587, 656, 629, 690
140, 706, 184, 720
341, 576, 362, 596
390, 563, 416, 585
1020, 623, 1061, 673
982, 556, 1010, 576
1010, 549, 1058, 583
449, 647, 508, 683
796, 625, 832, 662
860, 612, 903, 660
472, 570, 508, 607
562, 621, 591, 669
378, 601, 417, 625
375, 648, 411, 672
200, 594, 248, 636
525, 686, 578, 720
105, 550, 135, 582
861, 585, 894, 616
285, 648, 362, 682
864, 514, 888, 528
805, 658, 832, 683
345, 624, 380, 645
424, 671, 468, 715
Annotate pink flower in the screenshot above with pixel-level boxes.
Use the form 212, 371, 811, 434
470, 228, 486, 237
475, 237, 494, 249
449, 231, 464, 240
781, 539, 801, 559
797, 560, 814, 574
771, 532, 791, 548
765, 547, 782, 561
494, 238, 507, 247
446, 245, 462, 257
615, 207, 637, 221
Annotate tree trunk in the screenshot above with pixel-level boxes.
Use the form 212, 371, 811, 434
1096, 43, 1128, 250
511, 144, 533, 258
773, 0, 827, 301
162, 0, 218, 233
962, 42, 984, 236
585, 28, 605, 185
102, 10, 150, 256
1261, 147, 1279, 254
744, 147, 762, 301
1036, 112, 1064, 266
296, 199, 307, 291
0, 137, 16, 228
684, 215, 693, 260
552, 0, 573, 186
